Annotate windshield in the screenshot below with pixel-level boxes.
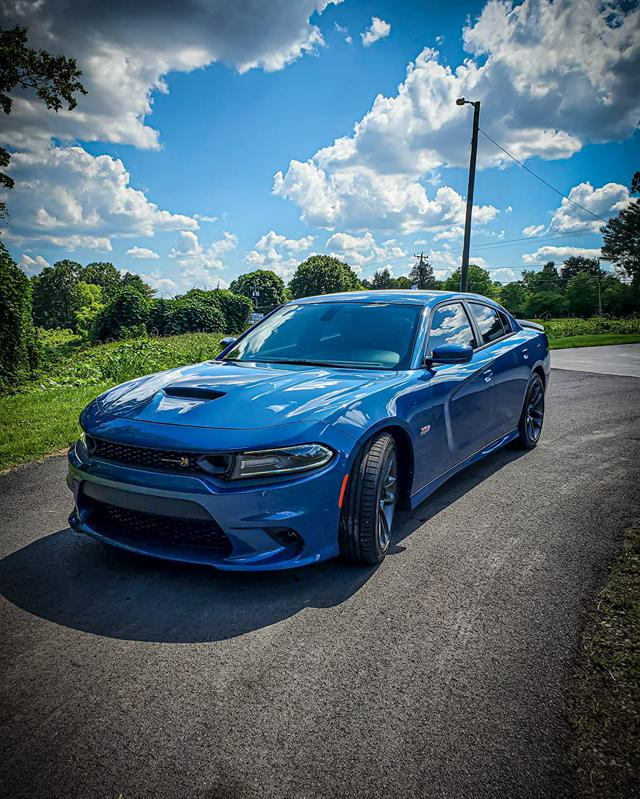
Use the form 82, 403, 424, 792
222, 301, 422, 369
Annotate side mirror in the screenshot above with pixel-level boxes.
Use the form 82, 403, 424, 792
425, 344, 473, 366
219, 336, 236, 349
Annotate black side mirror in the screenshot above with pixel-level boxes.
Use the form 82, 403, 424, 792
219, 336, 236, 349
425, 344, 473, 366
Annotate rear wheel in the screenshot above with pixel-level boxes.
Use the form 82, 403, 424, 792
340, 433, 398, 565
515, 373, 545, 449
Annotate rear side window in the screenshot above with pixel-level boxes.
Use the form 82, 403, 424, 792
427, 303, 475, 355
469, 303, 504, 345
498, 310, 512, 334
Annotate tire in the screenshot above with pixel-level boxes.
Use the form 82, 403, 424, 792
514, 372, 545, 449
340, 433, 398, 565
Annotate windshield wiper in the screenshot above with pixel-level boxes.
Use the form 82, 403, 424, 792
252, 358, 341, 367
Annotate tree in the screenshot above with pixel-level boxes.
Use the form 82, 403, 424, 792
0, 26, 86, 218
525, 291, 568, 319
176, 288, 252, 332
602, 279, 639, 316
92, 287, 150, 341
394, 275, 412, 289
31, 259, 83, 329
442, 265, 496, 297
74, 281, 105, 339
167, 299, 225, 335
601, 171, 640, 285
499, 282, 528, 317
229, 269, 287, 309
408, 255, 437, 289
148, 298, 177, 335
565, 272, 598, 317
371, 268, 395, 289
559, 256, 601, 287
522, 262, 562, 294
289, 255, 361, 299
0, 241, 37, 389
120, 271, 155, 298
81, 262, 122, 298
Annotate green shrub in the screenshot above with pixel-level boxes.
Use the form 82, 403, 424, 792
167, 298, 225, 335
93, 287, 150, 341
542, 317, 640, 338
0, 242, 38, 391
148, 298, 178, 335
210, 289, 252, 332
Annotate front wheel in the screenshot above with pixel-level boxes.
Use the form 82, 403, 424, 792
515, 373, 545, 449
340, 433, 398, 565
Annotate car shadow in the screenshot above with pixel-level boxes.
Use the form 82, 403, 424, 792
0, 444, 527, 644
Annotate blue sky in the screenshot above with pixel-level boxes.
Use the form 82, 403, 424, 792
2, 0, 638, 294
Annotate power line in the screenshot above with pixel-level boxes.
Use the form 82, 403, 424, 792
478, 127, 609, 225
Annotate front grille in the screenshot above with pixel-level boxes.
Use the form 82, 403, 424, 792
86, 498, 233, 557
86, 436, 231, 477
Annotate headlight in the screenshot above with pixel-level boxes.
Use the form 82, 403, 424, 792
230, 444, 334, 480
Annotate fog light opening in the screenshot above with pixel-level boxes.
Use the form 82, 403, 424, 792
268, 528, 303, 550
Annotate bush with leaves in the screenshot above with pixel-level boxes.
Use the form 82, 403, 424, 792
92, 287, 150, 341
147, 298, 178, 335
167, 298, 225, 335
229, 269, 288, 309
0, 241, 38, 390
176, 288, 252, 332
289, 255, 361, 299
74, 281, 105, 339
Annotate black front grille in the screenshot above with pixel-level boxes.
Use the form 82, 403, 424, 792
87, 498, 233, 557
86, 436, 231, 477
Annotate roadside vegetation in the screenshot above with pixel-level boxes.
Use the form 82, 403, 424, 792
569, 526, 639, 798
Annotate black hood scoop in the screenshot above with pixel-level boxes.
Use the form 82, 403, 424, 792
163, 385, 225, 401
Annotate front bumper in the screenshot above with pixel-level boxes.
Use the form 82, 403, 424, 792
67, 426, 353, 571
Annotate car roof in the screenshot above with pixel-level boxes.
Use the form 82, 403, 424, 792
291, 290, 501, 308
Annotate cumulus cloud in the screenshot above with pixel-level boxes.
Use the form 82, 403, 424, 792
522, 224, 546, 237
489, 267, 519, 283
194, 213, 218, 223
1, 0, 341, 150
169, 230, 238, 288
19, 254, 50, 275
1, 145, 196, 251
275, 0, 639, 231
245, 229, 314, 277
522, 245, 601, 265
126, 246, 160, 259
325, 230, 406, 272
361, 17, 391, 47
548, 181, 630, 234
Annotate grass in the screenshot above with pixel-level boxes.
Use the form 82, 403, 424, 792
549, 333, 640, 349
0, 383, 110, 470
569, 527, 639, 798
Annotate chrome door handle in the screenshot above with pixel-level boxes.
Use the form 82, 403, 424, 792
483, 369, 493, 383
523, 348, 529, 360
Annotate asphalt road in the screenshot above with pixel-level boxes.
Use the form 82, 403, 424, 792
551, 342, 640, 378
1, 367, 639, 799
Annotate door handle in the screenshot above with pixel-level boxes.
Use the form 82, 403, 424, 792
523, 348, 529, 360
483, 368, 493, 383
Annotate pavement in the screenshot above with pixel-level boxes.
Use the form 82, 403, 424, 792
551, 342, 640, 377
1, 359, 639, 798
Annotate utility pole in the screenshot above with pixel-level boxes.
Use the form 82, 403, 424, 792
596, 257, 603, 316
457, 98, 481, 293
412, 252, 426, 289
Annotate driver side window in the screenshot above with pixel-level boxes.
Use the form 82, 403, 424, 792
427, 303, 476, 356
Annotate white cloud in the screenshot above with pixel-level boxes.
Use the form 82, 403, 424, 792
325, 230, 406, 272
548, 181, 630, 234
126, 246, 160, 259
141, 273, 179, 297
276, 1, 639, 230
428, 248, 486, 272
523, 245, 601, 265
361, 17, 391, 47
273, 163, 497, 234
245, 229, 314, 277
194, 214, 218, 223
489, 267, 519, 283
169, 230, 237, 287
2, 145, 197, 251
1, 0, 342, 150
19, 254, 50, 275
522, 224, 545, 237
435, 35, 445, 46
505, 206, 513, 214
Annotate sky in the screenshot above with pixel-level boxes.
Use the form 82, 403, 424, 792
1, 0, 638, 295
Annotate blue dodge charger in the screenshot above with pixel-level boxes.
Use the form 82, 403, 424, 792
68, 291, 549, 571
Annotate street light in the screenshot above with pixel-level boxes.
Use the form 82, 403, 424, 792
457, 97, 481, 293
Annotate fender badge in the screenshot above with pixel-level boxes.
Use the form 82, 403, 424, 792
420, 424, 431, 436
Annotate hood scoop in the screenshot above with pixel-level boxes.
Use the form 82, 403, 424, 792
163, 385, 225, 401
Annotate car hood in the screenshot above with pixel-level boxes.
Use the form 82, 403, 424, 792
95, 360, 398, 429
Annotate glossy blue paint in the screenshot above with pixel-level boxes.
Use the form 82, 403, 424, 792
68, 291, 550, 570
